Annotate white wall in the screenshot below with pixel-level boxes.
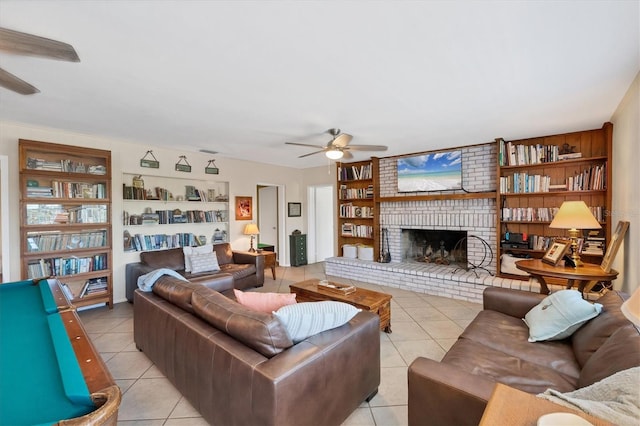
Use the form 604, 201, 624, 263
610, 71, 640, 294
0, 121, 334, 302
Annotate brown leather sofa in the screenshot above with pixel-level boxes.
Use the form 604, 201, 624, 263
125, 242, 264, 302
408, 287, 640, 426
134, 275, 381, 426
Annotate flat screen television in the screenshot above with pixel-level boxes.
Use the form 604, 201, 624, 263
397, 150, 462, 192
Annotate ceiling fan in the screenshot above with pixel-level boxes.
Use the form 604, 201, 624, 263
285, 128, 388, 160
0, 27, 80, 95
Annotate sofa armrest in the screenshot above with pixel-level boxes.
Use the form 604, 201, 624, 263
232, 251, 265, 284
197, 273, 234, 293
408, 357, 496, 426
125, 262, 155, 303
482, 287, 546, 319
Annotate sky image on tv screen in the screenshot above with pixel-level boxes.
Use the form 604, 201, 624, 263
397, 150, 462, 192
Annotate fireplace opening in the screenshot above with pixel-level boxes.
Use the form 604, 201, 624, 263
402, 229, 467, 267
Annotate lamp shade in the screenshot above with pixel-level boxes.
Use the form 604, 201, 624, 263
325, 149, 344, 160
621, 288, 640, 327
549, 201, 601, 230
243, 223, 260, 235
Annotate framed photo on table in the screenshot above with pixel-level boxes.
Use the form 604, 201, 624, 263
235, 196, 252, 220
542, 239, 570, 265
288, 202, 301, 217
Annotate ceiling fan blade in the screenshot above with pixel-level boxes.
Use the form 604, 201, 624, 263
285, 142, 326, 149
0, 27, 80, 62
0, 67, 39, 94
298, 150, 326, 158
341, 150, 354, 160
345, 144, 388, 152
332, 133, 353, 147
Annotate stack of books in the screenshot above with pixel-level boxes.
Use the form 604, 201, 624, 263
79, 277, 108, 298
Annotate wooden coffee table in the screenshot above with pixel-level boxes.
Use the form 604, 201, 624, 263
289, 279, 392, 333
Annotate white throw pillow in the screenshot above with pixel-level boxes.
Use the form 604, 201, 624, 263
183, 244, 213, 272
523, 290, 602, 342
189, 251, 221, 274
273, 301, 361, 343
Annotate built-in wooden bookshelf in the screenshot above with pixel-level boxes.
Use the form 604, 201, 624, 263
496, 122, 613, 278
122, 173, 229, 252
19, 139, 113, 308
336, 159, 380, 260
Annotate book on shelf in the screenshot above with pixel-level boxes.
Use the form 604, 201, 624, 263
60, 282, 75, 300
558, 152, 583, 160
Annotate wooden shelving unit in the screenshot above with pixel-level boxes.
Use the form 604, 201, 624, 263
122, 172, 229, 252
19, 139, 113, 309
336, 158, 379, 261
496, 122, 613, 278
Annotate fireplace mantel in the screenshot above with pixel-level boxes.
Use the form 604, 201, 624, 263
378, 191, 495, 203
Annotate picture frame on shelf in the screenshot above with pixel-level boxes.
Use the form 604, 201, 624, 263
288, 202, 301, 217
601, 221, 630, 272
542, 239, 570, 265
235, 196, 252, 220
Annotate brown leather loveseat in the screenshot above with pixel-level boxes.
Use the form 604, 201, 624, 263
126, 242, 264, 302
408, 287, 640, 425
134, 275, 381, 425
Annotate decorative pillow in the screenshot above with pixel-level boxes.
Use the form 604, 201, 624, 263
183, 244, 213, 272
233, 289, 297, 313
523, 290, 603, 342
273, 301, 361, 343
189, 251, 220, 274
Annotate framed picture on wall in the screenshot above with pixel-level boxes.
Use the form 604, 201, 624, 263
235, 196, 252, 220
288, 202, 301, 217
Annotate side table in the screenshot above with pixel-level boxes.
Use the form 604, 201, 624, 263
480, 383, 613, 425
261, 250, 277, 280
515, 259, 618, 295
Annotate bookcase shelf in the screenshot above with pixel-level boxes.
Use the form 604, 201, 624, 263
19, 139, 113, 309
336, 159, 380, 260
495, 123, 612, 278
122, 172, 230, 252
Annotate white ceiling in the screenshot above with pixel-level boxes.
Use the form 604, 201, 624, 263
0, 1, 638, 168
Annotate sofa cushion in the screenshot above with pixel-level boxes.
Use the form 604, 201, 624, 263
191, 286, 293, 357
523, 290, 602, 342
141, 247, 185, 270
460, 310, 581, 380
233, 289, 296, 313
213, 243, 234, 265
273, 301, 361, 343
189, 251, 221, 274
442, 338, 579, 393
220, 263, 256, 280
183, 244, 213, 272
572, 290, 632, 367
152, 275, 204, 314
578, 324, 640, 388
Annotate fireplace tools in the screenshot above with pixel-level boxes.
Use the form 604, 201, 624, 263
379, 228, 391, 263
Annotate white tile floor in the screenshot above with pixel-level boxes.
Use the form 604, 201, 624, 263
78, 262, 482, 425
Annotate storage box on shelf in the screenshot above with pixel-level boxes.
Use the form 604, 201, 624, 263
495, 123, 612, 279
19, 139, 113, 309
336, 159, 380, 261
122, 173, 229, 252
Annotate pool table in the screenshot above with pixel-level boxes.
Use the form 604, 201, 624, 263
0, 279, 121, 425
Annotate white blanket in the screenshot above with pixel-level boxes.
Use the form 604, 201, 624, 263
137, 268, 187, 292
538, 367, 640, 426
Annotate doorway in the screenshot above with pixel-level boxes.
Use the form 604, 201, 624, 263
307, 185, 334, 263
257, 184, 286, 265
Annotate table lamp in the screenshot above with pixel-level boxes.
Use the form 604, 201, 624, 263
621, 288, 640, 328
243, 223, 260, 252
549, 201, 601, 267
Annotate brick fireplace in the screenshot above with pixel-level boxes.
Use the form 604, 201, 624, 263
326, 142, 542, 302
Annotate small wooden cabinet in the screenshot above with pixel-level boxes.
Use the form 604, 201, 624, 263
19, 139, 113, 309
496, 123, 612, 278
289, 234, 307, 266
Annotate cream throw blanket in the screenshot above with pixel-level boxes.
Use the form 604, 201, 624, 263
538, 367, 640, 426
